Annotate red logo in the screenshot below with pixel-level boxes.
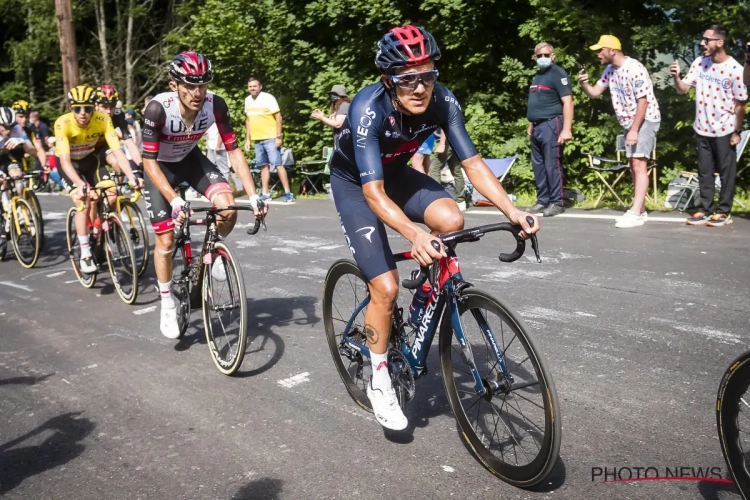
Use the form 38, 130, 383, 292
389, 116, 395, 126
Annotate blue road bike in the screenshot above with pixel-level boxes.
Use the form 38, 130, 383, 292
323, 218, 561, 487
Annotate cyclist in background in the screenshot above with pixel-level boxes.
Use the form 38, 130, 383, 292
328, 26, 539, 430
94, 85, 145, 179
55, 85, 142, 274
0, 107, 31, 240
10, 100, 46, 171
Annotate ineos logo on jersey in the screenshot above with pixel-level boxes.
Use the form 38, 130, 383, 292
356, 107, 376, 149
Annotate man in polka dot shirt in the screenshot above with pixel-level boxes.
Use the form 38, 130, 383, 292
671, 24, 747, 227
579, 34, 661, 229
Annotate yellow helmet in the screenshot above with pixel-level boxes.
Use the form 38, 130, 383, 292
67, 85, 96, 105
11, 100, 32, 115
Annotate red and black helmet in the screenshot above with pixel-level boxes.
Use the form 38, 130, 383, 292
96, 85, 119, 105
375, 26, 441, 74
169, 52, 213, 85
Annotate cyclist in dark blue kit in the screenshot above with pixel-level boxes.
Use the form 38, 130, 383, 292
329, 25, 540, 430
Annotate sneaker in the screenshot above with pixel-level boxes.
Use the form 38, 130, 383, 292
543, 204, 565, 217
160, 303, 180, 339
456, 200, 467, 212
211, 258, 227, 282
79, 256, 97, 274
282, 192, 295, 203
185, 187, 200, 200
686, 211, 710, 226
366, 378, 408, 431
528, 203, 547, 214
259, 193, 272, 203
615, 210, 648, 223
706, 213, 733, 227
615, 210, 646, 229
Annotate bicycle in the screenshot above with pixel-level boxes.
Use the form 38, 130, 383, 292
19, 171, 45, 250
113, 172, 150, 277
0, 171, 42, 268
65, 179, 140, 304
171, 200, 266, 375
323, 218, 561, 487
717, 350, 750, 499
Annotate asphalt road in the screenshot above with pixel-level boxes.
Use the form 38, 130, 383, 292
1, 195, 748, 500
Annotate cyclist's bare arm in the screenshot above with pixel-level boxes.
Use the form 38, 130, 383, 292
122, 137, 143, 164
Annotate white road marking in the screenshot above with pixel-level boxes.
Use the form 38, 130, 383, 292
46, 271, 66, 278
442, 465, 455, 473
62, 379, 71, 384
64, 279, 79, 284
575, 311, 596, 317
277, 372, 310, 388
650, 317, 741, 345
133, 306, 157, 315
41, 211, 67, 220
271, 247, 300, 255
466, 209, 687, 222
0, 281, 33, 292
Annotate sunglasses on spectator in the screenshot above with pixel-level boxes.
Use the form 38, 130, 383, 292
72, 106, 94, 114
534, 53, 552, 58
700, 37, 722, 44
390, 69, 439, 90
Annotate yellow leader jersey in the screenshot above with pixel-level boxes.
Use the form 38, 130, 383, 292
54, 111, 121, 160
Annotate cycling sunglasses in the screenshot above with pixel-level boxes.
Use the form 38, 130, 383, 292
72, 106, 94, 114
390, 69, 440, 90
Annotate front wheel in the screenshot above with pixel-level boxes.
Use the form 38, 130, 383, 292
104, 214, 138, 304
171, 243, 192, 338
118, 199, 149, 276
322, 259, 372, 411
202, 241, 248, 375
23, 189, 44, 251
717, 350, 750, 500
66, 207, 96, 288
10, 197, 41, 268
440, 289, 561, 487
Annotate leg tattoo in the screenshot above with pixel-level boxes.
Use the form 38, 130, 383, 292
364, 324, 379, 345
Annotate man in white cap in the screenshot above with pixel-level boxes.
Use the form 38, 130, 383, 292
578, 34, 661, 229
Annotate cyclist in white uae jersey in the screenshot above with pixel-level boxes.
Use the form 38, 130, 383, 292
141, 51, 265, 340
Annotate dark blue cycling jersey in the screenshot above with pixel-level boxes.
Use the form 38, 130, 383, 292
330, 82, 478, 184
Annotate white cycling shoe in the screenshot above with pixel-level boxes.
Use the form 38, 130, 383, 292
79, 256, 97, 274
160, 303, 180, 339
367, 378, 408, 431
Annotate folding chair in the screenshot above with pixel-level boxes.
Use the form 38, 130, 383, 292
471, 155, 518, 206
250, 147, 296, 198
732, 130, 750, 209
584, 135, 658, 208
298, 147, 333, 195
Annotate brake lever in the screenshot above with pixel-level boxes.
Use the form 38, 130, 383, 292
526, 216, 541, 263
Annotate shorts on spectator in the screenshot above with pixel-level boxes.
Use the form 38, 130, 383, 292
254, 138, 282, 167
625, 120, 659, 159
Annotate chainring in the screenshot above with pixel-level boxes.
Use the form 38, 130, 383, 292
388, 348, 415, 407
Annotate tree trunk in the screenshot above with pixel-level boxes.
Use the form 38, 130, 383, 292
94, 0, 110, 82
125, 0, 135, 103
54, 0, 79, 92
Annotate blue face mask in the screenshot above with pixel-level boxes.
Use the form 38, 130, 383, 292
536, 57, 552, 68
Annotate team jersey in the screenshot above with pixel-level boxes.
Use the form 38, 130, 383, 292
111, 108, 132, 141
330, 82, 478, 185
142, 91, 238, 162
0, 124, 29, 164
597, 57, 661, 129
683, 56, 748, 137
54, 111, 121, 161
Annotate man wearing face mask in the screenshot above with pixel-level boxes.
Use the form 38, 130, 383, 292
579, 35, 661, 229
526, 42, 573, 217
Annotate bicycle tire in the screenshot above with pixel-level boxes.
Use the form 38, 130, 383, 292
65, 207, 96, 288
439, 289, 561, 487
322, 259, 372, 411
23, 189, 44, 250
201, 241, 247, 375
0, 215, 8, 261
119, 199, 149, 277
10, 197, 41, 268
104, 214, 138, 304
172, 243, 191, 338
717, 350, 750, 500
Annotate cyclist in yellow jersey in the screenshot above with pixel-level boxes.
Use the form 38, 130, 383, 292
55, 85, 143, 274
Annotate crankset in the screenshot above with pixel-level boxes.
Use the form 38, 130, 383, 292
388, 348, 415, 408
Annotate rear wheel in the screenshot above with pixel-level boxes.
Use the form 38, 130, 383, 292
171, 243, 192, 338
322, 259, 372, 411
440, 289, 561, 487
23, 189, 44, 250
103, 214, 138, 304
66, 207, 96, 288
10, 197, 41, 268
202, 241, 247, 375
717, 350, 750, 500
118, 199, 149, 276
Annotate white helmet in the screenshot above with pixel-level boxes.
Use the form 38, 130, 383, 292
0, 107, 15, 127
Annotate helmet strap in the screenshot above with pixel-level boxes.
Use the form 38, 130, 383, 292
384, 78, 412, 116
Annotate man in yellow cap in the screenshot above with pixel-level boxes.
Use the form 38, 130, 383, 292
578, 34, 661, 229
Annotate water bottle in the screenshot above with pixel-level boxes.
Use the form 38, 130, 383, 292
408, 280, 431, 327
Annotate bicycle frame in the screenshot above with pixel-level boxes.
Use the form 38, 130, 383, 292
172, 211, 221, 293
340, 248, 506, 397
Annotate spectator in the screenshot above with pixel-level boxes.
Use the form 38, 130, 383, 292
745, 41, 750, 86
206, 123, 230, 183
411, 133, 435, 175
141, 95, 153, 117
526, 42, 573, 217
124, 109, 141, 148
672, 24, 747, 227
579, 34, 661, 229
29, 110, 52, 177
244, 77, 294, 203
45, 137, 65, 191
311, 84, 351, 142
429, 129, 467, 211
